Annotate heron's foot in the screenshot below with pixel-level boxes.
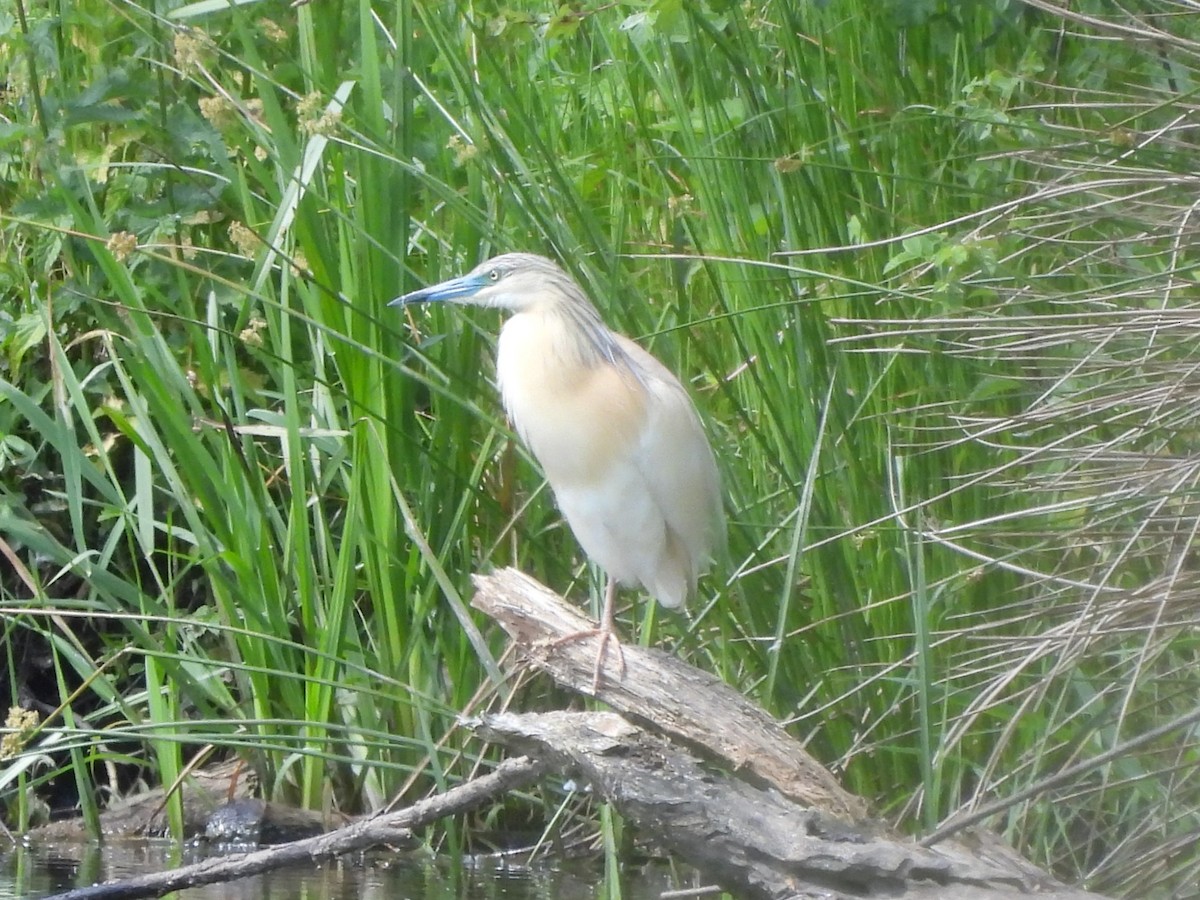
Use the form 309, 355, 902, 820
590, 628, 626, 692
548, 627, 626, 691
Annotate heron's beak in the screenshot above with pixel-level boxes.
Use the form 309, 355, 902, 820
389, 273, 484, 306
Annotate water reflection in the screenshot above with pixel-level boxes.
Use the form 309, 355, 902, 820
0, 839, 694, 899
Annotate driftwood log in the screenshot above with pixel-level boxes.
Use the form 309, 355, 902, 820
470, 567, 1109, 900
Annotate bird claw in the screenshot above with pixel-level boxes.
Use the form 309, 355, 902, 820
548, 628, 626, 692
591, 629, 626, 692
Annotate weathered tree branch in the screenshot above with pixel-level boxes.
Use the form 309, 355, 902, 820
469, 567, 866, 821
470, 568, 1109, 900
475, 710, 1102, 900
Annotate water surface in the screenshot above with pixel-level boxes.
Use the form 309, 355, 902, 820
1, 838, 700, 899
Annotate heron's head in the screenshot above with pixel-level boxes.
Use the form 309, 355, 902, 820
390, 253, 584, 314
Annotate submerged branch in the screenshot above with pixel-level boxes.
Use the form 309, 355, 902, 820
37, 756, 546, 900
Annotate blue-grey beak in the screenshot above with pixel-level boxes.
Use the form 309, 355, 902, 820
389, 272, 485, 307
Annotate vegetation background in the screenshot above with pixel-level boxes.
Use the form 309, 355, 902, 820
3, 0, 1199, 895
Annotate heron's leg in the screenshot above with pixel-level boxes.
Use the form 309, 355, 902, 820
600, 577, 618, 631
591, 579, 627, 690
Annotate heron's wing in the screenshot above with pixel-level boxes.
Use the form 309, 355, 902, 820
614, 335, 725, 590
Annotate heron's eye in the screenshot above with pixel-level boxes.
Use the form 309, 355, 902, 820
488, 269, 501, 282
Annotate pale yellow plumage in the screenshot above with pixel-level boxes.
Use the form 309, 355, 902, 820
393, 252, 723, 685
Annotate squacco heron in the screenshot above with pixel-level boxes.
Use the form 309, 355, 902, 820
392, 253, 723, 687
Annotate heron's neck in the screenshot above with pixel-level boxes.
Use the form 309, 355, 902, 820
508, 301, 622, 372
